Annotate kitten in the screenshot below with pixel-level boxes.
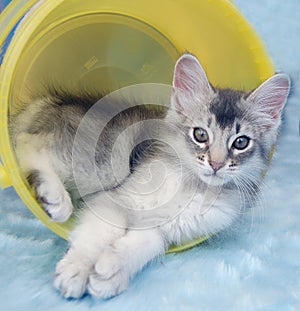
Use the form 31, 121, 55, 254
10, 53, 290, 299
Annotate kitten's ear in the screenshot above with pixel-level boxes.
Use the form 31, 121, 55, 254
173, 53, 212, 96
247, 73, 290, 120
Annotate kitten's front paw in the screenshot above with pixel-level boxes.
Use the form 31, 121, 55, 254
36, 181, 73, 222
88, 250, 129, 298
54, 255, 91, 299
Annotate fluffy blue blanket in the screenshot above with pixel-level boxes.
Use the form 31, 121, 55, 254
1, 1, 299, 310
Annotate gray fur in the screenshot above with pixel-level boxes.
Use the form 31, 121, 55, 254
11, 90, 167, 198
209, 88, 244, 129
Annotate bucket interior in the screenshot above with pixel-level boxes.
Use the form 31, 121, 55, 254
10, 11, 179, 110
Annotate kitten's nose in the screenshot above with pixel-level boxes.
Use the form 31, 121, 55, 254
209, 161, 225, 172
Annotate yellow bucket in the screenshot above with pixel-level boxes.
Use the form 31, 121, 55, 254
0, 0, 274, 252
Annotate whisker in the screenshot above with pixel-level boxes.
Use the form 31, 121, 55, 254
228, 167, 267, 233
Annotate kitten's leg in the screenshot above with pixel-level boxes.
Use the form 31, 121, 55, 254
54, 210, 126, 298
15, 133, 73, 222
88, 228, 166, 298
27, 169, 73, 222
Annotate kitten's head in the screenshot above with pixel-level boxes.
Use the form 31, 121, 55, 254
169, 53, 290, 187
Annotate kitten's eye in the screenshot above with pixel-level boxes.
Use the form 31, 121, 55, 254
193, 128, 209, 143
233, 136, 250, 150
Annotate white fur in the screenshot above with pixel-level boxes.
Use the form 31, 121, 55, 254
53, 154, 241, 298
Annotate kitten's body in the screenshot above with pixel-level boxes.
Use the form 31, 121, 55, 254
11, 54, 290, 298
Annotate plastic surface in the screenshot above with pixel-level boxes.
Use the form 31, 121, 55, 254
0, 0, 274, 251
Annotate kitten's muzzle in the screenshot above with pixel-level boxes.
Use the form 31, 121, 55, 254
209, 161, 225, 173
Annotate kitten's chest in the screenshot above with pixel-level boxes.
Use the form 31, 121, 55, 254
161, 188, 239, 244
